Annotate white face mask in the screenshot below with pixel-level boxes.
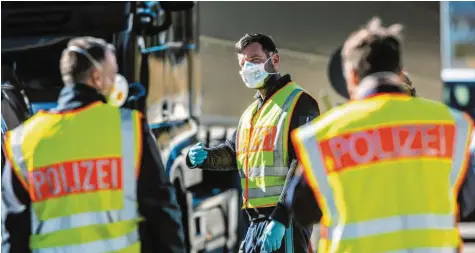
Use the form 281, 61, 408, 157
239, 57, 278, 89
108, 74, 129, 107
67, 46, 128, 107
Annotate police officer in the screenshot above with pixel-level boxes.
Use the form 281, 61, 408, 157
285, 18, 475, 253
2, 37, 186, 253
187, 33, 320, 252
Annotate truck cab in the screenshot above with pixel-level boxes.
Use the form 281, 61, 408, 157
1, 2, 241, 252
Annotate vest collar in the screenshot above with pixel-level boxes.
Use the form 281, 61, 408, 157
55, 83, 107, 112
254, 74, 292, 103
354, 72, 408, 100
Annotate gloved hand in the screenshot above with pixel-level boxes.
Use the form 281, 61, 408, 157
188, 142, 208, 166
261, 220, 286, 252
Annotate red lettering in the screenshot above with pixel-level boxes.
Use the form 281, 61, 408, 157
262, 127, 277, 151
28, 157, 123, 202
319, 124, 455, 173
237, 126, 277, 154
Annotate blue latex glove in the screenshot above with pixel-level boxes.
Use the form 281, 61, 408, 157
188, 142, 208, 166
261, 220, 286, 252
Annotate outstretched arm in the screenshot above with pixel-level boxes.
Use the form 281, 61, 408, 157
186, 130, 238, 171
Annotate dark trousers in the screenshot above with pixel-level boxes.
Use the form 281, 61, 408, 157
239, 219, 312, 253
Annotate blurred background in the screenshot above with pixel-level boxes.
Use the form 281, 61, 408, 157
199, 2, 442, 119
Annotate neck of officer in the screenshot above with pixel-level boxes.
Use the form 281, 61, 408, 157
352, 72, 405, 100
82, 78, 110, 97
257, 74, 281, 100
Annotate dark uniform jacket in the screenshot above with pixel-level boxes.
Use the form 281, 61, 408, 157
285, 82, 475, 227
186, 74, 320, 227
1, 83, 186, 253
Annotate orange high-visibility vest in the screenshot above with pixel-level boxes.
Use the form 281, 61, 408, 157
3, 101, 143, 252
292, 94, 473, 253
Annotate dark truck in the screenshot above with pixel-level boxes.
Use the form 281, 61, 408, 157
1, 2, 241, 252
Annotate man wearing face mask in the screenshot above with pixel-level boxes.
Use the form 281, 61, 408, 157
1, 37, 186, 253
187, 33, 320, 253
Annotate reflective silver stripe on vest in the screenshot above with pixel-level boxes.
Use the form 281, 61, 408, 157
31, 229, 139, 253
449, 109, 472, 189
298, 131, 340, 225
247, 185, 283, 198
241, 166, 289, 178
9, 124, 29, 180
329, 213, 455, 240
9, 109, 139, 248
273, 88, 303, 168
36, 208, 138, 234
385, 247, 456, 253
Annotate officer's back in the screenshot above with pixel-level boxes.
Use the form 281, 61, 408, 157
2, 36, 186, 253
287, 18, 475, 253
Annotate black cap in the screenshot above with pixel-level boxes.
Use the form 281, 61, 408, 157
327, 46, 350, 99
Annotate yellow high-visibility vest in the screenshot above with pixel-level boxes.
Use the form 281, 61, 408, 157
3, 101, 143, 252
292, 94, 473, 253
236, 82, 307, 209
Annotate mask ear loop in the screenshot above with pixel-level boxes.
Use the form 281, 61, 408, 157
264, 54, 279, 75
67, 46, 103, 71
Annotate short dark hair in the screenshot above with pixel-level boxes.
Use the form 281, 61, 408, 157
60, 36, 115, 86
235, 33, 278, 55
342, 17, 403, 79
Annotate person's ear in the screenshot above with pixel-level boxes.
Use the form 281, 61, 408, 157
91, 69, 103, 89
237, 54, 245, 68
350, 69, 360, 86
344, 64, 360, 87
271, 53, 280, 70
345, 66, 360, 99
398, 70, 405, 81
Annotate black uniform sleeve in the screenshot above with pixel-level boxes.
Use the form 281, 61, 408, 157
186, 130, 238, 171
284, 168, 323, 227
287, 93, 320, 162
137, 119, 186, 253
270, 92, 320, 227
2, 161, 31, 253
458, 132, 475, 219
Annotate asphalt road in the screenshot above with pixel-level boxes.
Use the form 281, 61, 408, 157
198, 2, 443, 118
